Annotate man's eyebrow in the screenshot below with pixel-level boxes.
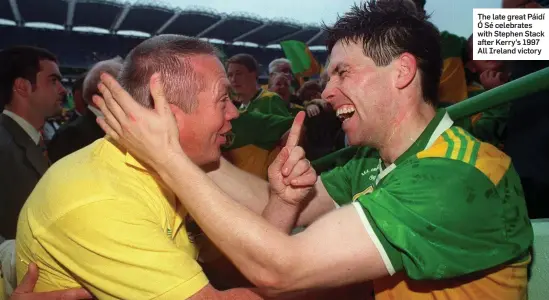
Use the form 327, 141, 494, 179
331, 62, 349, 75
217, 81, 231, 97
48, 73, 62, 81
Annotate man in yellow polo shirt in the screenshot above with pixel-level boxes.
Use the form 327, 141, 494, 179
16, 35, 262, 299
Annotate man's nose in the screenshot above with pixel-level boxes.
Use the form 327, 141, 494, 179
59, 84, 67, 94
321, 83, 335, 103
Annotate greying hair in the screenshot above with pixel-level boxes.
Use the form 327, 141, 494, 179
268, 58, 292, 74
118, 34, 220, 112
83, 57, 123, 105
324, 0, 442, 105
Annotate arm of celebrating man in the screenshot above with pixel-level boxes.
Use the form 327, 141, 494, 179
158, 155, 389, 293
207, 156, 270, 215
208, 156, 335, 229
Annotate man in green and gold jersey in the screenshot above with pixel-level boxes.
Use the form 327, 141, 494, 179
227, 54, 290, 117
225, 54, 293, 178
92, 1, 534, 299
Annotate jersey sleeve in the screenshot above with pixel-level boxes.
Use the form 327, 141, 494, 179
354, 157, 532, 280
471, 104, 509, 147
320, 163, 353, 207
246, 112, 293, 149
35, 199, 208, 299
224, 112, 293, 151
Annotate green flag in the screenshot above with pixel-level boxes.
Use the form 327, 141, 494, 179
280, 40, 321, 77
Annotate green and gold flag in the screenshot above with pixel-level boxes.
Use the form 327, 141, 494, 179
280, 40, 322, 78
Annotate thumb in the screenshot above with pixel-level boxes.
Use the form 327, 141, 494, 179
16, 263, 39, 293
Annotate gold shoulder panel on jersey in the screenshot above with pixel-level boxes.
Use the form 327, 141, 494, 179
417, 127, 477, 163
417, 127, 510, 185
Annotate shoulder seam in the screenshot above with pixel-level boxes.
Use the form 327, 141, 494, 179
31, 197, 139, 238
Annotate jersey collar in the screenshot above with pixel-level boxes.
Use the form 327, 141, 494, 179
239, 89, 264, 111
376, 108, 453, 185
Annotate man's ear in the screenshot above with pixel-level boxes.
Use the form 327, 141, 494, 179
393, 53, 417, 90
13, 78, 32, 98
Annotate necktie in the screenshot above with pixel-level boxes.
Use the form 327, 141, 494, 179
38, 129, 49, 161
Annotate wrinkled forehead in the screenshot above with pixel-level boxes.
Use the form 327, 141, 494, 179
189, 55, 230, 89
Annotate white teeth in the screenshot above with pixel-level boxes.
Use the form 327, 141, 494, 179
336, 106, 356, 117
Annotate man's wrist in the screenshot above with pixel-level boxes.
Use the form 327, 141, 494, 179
263, 193, 302, 233
268, 193, 300, 210
155, 149, 188, 181
264, 193, 302, 219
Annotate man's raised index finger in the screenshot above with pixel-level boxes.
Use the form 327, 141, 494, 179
285, 111, 306, 147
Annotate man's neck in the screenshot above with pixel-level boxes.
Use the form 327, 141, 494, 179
238, 87, 260, 105
4, 103, 44, 130
377, 102, 436, 166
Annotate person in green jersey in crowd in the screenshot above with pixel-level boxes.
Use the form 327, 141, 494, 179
225, 54, 292, 178
226, 54, 290, 117
94, 1, 533, 300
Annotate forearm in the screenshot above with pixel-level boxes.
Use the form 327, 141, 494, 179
158, 153, 295, 289
207, 157, 270, 214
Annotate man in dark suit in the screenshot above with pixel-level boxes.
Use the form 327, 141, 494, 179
47, 58, 122, 163
0, 46, 66, 239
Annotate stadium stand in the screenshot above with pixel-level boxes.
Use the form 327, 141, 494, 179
0, 0, 328, 82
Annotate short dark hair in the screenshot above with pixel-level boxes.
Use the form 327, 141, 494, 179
324, 0, 442, 105
118, 34, 219, 112
226, 54, 259, 74
0, 45, 58, 107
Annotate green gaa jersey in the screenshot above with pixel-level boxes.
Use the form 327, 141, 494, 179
320, 109, 533, 299
239, 89, 291, 117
